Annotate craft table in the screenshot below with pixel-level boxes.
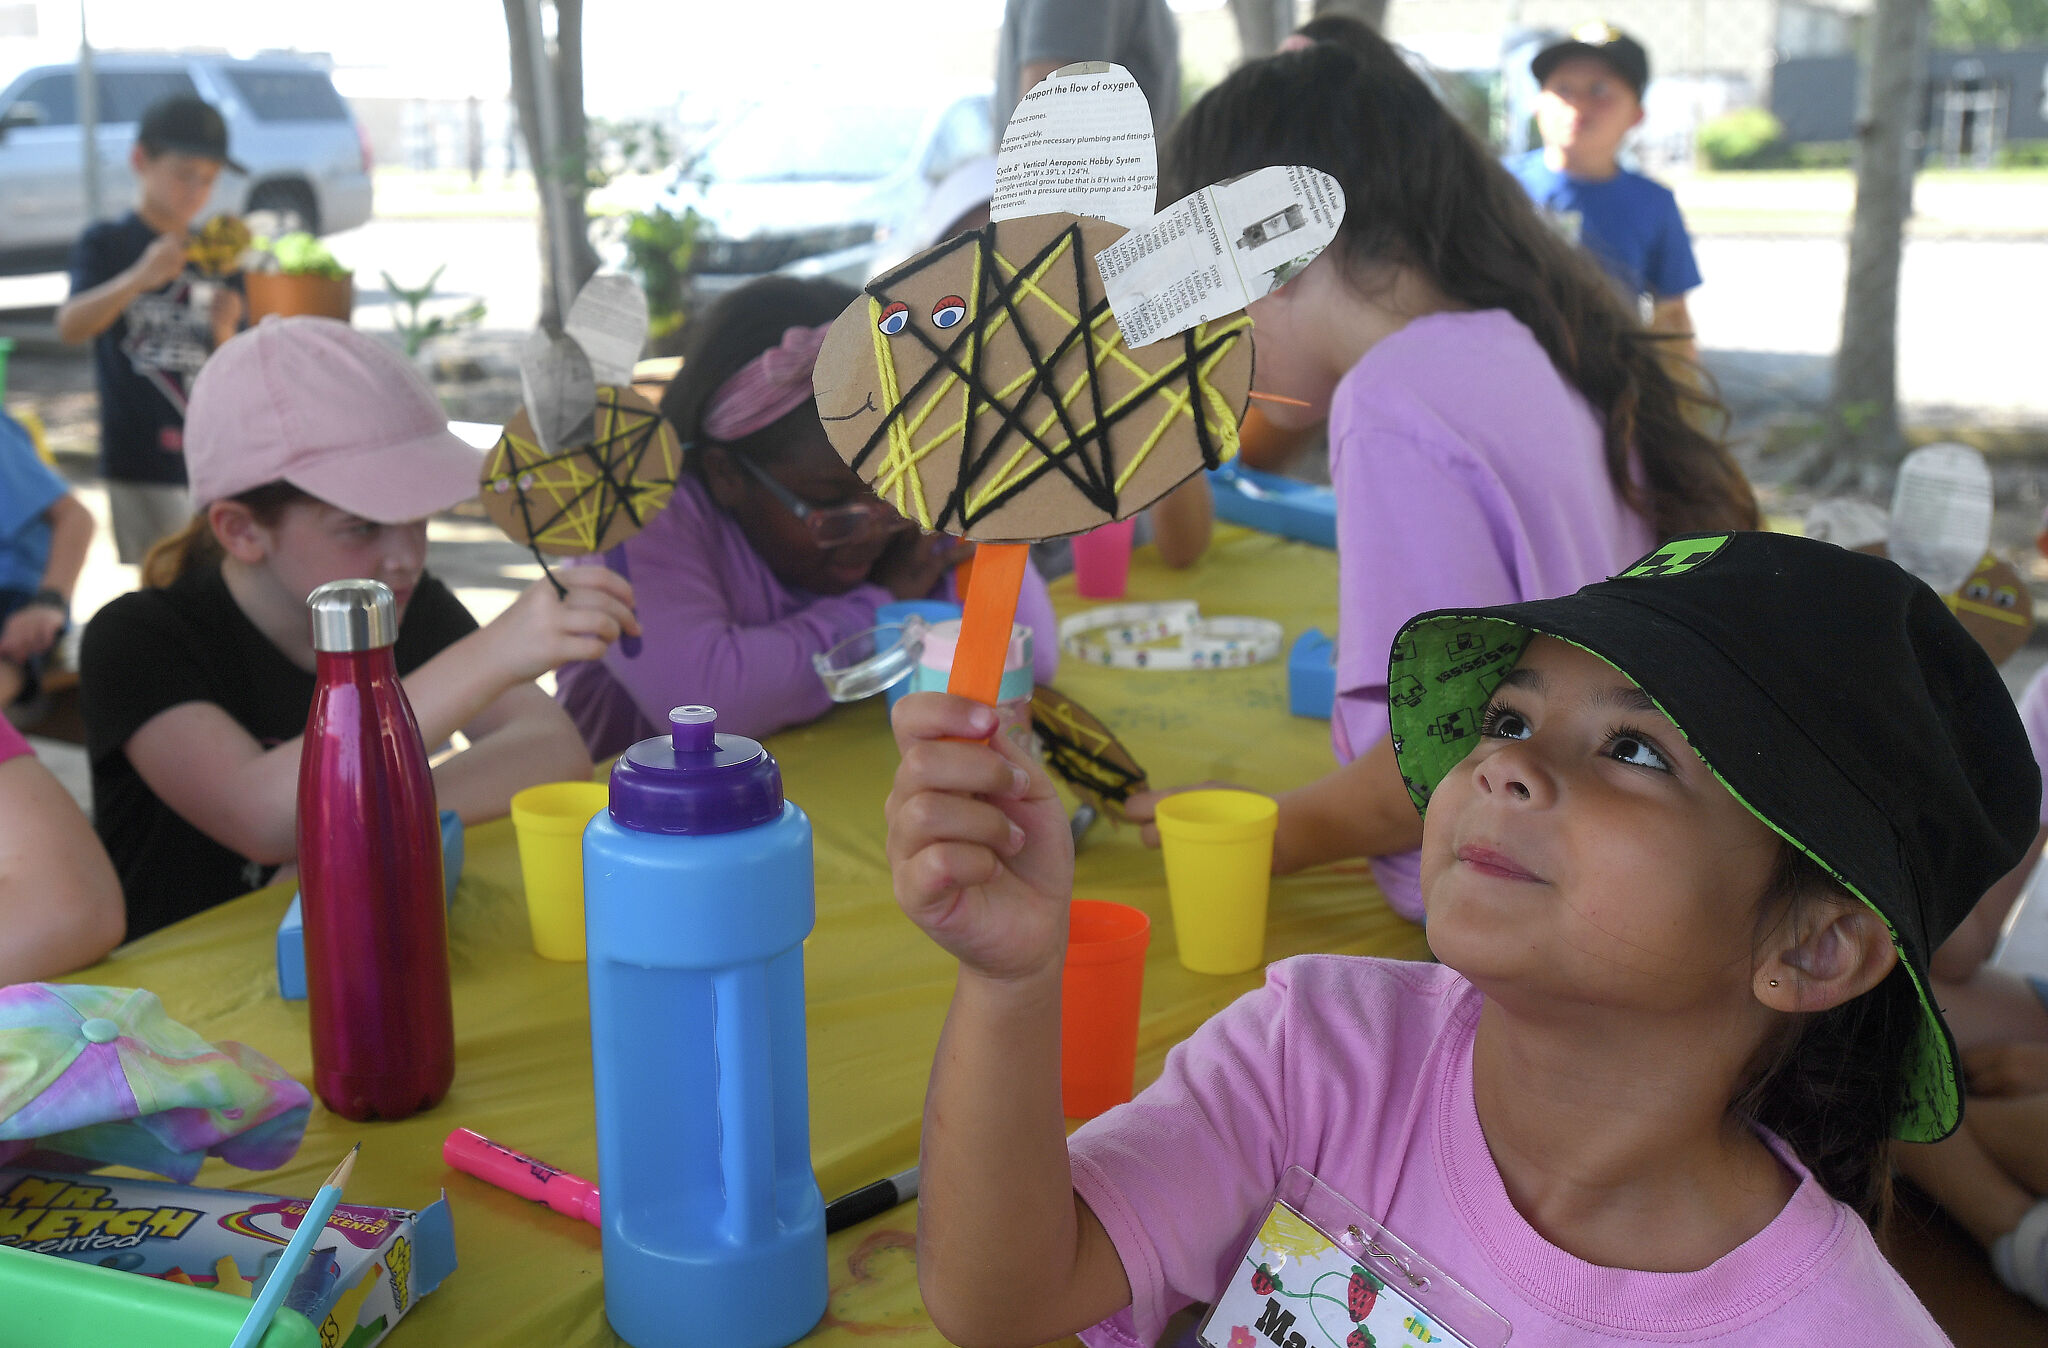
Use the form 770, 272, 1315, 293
61, 525, 1428, 1346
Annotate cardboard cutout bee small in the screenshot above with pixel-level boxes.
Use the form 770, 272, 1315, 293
482, 276, 682, 632
1031, 685, 1149, 820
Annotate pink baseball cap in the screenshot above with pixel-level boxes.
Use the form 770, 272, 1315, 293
184, 316, 482, 522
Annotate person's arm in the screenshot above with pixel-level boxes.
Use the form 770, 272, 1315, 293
209, 285, 245, 349
1648, 192, 1703, 369
887, 693, 1132, 1346
120, 569, 634, 866
1148, 473, 1212, 569
56, 233, 189, 345
1934, 821, 2048, 981
1650, 295, 1700, 370
595, 530, 896, 741
430, 681, 592, 823
0, 493, 93, 665
1272, 732, 1420, 873
0, 753, 125, 982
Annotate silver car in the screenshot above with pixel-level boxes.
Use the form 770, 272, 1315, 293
674, 89, 995, 296
0, 51, 373, 274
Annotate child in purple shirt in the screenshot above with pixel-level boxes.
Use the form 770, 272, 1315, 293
884, 532, 2031, 1345
555, 276, 1056, 757
1127, 33, 1756, 923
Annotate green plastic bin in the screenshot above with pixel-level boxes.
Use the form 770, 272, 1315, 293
0, 1243, 321, 1348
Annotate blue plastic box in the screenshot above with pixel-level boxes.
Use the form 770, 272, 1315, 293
1289, 629, 1337, 719
1210, 463, 1337, 549
277, 809, 464, 1000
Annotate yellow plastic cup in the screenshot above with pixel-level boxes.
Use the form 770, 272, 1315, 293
1154, 789, 1279, 975
509, 780, 609, 961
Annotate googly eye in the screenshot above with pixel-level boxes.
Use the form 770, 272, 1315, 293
878, 301, 909, 336
1997, 587, 2020, 609
1966, 581, 1992, 600
932, 295, 967, 329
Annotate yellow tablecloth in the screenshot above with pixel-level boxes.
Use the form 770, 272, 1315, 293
63, 526, 1428, 1346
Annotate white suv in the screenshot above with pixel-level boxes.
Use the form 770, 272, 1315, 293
0, 51, 373, 274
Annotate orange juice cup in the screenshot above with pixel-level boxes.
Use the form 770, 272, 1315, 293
1155, 789, 1278, 974
1060, 900, 1151, 1119
509, 780, 610, 961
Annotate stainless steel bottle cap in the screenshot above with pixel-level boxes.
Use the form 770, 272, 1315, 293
307, 579, 399, 652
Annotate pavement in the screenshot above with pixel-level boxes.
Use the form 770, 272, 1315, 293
6, 171, 2047, 809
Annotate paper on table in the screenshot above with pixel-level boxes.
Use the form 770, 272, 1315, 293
1889, 442, 1992, 594
564, 274, 649, 389
1096, 165, 1346, 349
990, 61, 1156, 233
516, 330, 597, 456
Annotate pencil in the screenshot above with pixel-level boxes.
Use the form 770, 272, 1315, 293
228, 1145, 358, 1348
1247, 390, 1314, 408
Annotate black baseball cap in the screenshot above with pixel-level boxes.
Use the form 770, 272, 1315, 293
1531, 21, 1651, 98
137, 95, 245, 174
1386, 531, 2040, 1142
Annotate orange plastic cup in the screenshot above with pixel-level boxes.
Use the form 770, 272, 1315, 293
1060, 900, 1152, 1119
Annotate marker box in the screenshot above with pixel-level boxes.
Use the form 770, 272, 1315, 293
0, 1167, 456, 1348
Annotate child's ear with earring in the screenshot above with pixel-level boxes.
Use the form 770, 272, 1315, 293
1755, 895, 1898, 1014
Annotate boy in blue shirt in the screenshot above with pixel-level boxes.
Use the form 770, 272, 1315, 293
0, 410, 94, 709
1506, 23, 1700, 359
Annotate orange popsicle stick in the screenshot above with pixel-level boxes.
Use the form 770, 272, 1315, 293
946, 542, 1029, 708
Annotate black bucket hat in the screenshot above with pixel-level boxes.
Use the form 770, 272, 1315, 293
1531, 21, 1651, 98
137, 95, 245, 174
1386, 531, 2040, 1142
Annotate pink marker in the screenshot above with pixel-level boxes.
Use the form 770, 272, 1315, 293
443, 1127, 601, 1226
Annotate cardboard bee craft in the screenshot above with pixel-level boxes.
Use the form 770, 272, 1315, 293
482, 274, 683, 559
812, 63, 1345, 545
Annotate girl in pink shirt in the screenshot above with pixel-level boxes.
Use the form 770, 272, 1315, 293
1126, 32, 1757, 923
884, 531, 2034, 1346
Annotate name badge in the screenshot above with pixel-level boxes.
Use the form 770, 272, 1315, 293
1198, 1167, 1509, 1348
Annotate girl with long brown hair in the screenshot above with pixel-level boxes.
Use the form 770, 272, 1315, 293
1128, 33, 1758, 922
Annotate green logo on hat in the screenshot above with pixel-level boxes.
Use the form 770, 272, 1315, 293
1619, 534, 1732, 580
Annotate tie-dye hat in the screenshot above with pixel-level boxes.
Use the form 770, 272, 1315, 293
0, 984, 311, 1182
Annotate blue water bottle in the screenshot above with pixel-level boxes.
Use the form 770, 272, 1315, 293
583, 705, 826, 1348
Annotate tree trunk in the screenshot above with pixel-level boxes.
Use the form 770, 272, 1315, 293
503, 0, 598, 331
1816, 0, 1929, 490
1229, 0, 1295, 59
1312, 0, 1390, 29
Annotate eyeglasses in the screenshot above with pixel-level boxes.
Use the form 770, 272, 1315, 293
735, 454, 910, 548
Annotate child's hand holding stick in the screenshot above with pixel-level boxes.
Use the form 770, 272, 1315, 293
884, 690, 1129, 1341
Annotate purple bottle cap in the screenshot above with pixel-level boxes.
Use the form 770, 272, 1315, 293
607, 705, 783, 835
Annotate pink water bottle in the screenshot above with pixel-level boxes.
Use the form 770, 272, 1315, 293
298, 578, 454, 1121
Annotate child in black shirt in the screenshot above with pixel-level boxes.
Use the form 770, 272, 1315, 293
57, 94, 245, 563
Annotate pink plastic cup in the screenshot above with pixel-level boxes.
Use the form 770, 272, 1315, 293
1060, 900, 1151, 1119
1071, 518, 1137, 599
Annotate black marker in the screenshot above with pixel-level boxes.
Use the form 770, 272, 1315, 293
824, 1165, 920, 1233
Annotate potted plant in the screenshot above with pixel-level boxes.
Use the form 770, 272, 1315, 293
245, 233, 354, 322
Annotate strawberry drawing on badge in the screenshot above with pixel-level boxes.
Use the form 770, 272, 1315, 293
1251, 1263, 1278, 1295
1347, 1265, 1381, 1321
1347, 1327, 1378, 1348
